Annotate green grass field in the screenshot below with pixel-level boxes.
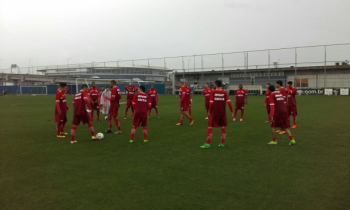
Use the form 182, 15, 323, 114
1, 94, 350, 210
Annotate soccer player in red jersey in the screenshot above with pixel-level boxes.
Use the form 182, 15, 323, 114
233, 84, 248, 121
176, 81, 194, 125
200, 80, 233, 149
124, 84, 138, 119
275, 80, 287, 134
88, 82, 101, 122
105, 80, 122, 134
287, 81, 297, 129
147, 85, 160, 118
264, 83, 271, 123
70, 84, 96, 144
129, 86, 151, 143
267, 85, 296, 145
185, 83, 193, 117
55, 83, 69, 138
202, 83, 212, 119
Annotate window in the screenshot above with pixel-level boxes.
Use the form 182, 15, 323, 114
295, 78, 308, 87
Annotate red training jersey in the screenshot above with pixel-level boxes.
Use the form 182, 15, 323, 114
88, 87, 99, 102
73, 90, 90, 115
203, 88, 212, 101
235, 89, 247, 104
147, 89, 158, 103
55, 89, 68, 114
287, 87, 296, 106
132, 92, 151, 117
125, 85, 138, 101
179, 86, 188, 103
278, 87, 287, 101
264, 90, 270, 105
186, 86, 192, 104
269, 91, 288, 118
209, 89, 233, 118
110, 86, 121, 108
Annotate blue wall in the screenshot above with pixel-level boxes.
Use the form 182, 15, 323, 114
0, 84, 165, 95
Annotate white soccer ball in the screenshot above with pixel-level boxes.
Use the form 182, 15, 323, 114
96, 133, 104, 140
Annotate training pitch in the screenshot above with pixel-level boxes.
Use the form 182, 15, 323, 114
1, 94, 349, 209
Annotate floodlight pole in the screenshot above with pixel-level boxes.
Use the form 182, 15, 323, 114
29, 58, 33, 74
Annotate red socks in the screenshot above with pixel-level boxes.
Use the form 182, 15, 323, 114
155, 108, 159, 116
189, 108, 192, 117
114, 118, 121, 131
108, 117, 112, 129
273, 137, 277, 142
179, 119, 183, 124
289, 135, 294, 140
234, 109, 237, 118
61, 123, 66, 134
240, 110, 244, 118
97, 111, 100, 121
88, 123, 95, 136
125, 109, 128, 118
143, 127, 147, 140
206, 128, 213, 144
56, 124, 61, 136
71, 126, 77, 141
90, 111, 94, 121
293, 116, 296, 125
221, 128, 226, 144
130, 126, 136, 140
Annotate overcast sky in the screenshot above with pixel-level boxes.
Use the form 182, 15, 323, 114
0, 0, 349, 73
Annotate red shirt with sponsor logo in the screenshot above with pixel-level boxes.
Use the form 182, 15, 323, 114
278, 87, 287, 101
55, 89, 68, 114
287, 87, 296, 106
186, 86, 192, 104
269, 91, 288, 118
203, 88, 212, 101
73, 90, 89, 115
147, 89, 158, 104
235, 89, 247, 104
110, 86, 121, 108
264, 90, 270, 105
125, 85, 138, 101
132, 92, 151, 117
209, 89, 232, 118
88, 87, 99, 101
179, 86, 188, 103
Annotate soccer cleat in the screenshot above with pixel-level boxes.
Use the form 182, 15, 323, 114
114, 130, 122, 134
190, 120, 194, 125
265, 120, 270, 123
176, 123, 182, 126
104, 116, 108, 121
92, 136, 97, 140
276, 130, 282, 133
292, 125, 296, 129
105, 129, 112, 133
97, 120, 101, 123
233, 118, 236, 121
60, 132, 68, 136
144, 140, 148, 143
240, 118, 243, 121
200, 144, 211, 149
57, 135, 65, 138
148, 116, 151, 119
70, 140, 77, 144
129, 140, 133, 143
267, 141, 277, 145
289, 139, 296, 146
218, 144, 225, 148
157, 116, 160, 119
279, 131, 286, 135
205, 117, 208, 120
124, 117, 127, 120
